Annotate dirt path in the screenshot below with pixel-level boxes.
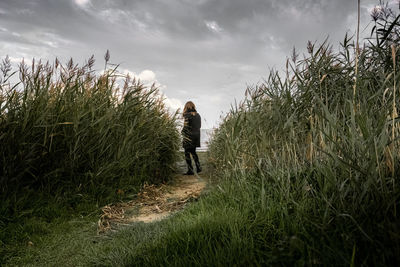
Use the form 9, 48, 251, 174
98, 162, 206, 233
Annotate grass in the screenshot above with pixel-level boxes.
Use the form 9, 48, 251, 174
205, 3, 400, 265
4, 164, 336, 266
4, 152, 219, 266
4, 179, 266, 266
0, 54, 180, 262
3, 214, 98, 266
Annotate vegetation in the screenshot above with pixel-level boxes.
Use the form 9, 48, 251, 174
2, 2, 400, 266
0, 54, 180, 261
207, 3, 400, 265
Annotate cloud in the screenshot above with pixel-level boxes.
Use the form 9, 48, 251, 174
74, 0, 90, 7
8, 56, 24, 63
120, 67, 181, 112
138, 70, 156, 83
163, 96, 183, 113
119, 67, 181, 113
16, 8, 34, 15
205, 20, 222, 33
121, 69, 157, 84
98, 9, 126, 24
0, 0, 383, 127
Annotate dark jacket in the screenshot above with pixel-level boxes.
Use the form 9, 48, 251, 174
182, 111, 201, 149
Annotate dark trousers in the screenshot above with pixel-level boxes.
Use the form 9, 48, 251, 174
184, 147, 200, 172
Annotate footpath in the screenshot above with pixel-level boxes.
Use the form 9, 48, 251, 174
98, 159, 207, 233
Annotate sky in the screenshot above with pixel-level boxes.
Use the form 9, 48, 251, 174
0, 0, 395, 128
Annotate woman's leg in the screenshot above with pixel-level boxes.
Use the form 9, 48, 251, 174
191, 148, 201, 173
184, 148, 194, 175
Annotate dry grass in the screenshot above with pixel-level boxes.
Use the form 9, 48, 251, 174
98, 175, 206, 233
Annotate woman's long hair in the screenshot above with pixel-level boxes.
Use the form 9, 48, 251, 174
183, 101, 197, 113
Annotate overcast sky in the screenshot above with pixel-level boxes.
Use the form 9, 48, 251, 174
0, 0, 393, 128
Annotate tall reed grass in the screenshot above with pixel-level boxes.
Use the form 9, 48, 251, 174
0, 55, 179, 217
208, 3, 400, 265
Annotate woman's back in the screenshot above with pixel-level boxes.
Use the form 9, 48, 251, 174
183, 111, 201, 148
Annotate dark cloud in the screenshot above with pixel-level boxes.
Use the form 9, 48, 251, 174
0, 0, 383, 127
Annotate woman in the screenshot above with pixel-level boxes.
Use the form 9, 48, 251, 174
182, 101, 201, 175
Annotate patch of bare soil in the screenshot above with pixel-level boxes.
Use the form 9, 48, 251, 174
98, 174, 206, 233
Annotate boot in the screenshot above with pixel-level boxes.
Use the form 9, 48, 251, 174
185, 159, 194, 175
195, 160, 202, 173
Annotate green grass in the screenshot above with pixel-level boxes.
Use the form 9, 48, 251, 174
3, 177, 271, 266
3, 215, 98, 266
0, 54, 180, 263
205, 4, 400, 265
4, 152, 219, 266
4, 171, 339, 266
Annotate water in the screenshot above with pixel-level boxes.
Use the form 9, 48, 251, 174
198, 129, 213, 151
